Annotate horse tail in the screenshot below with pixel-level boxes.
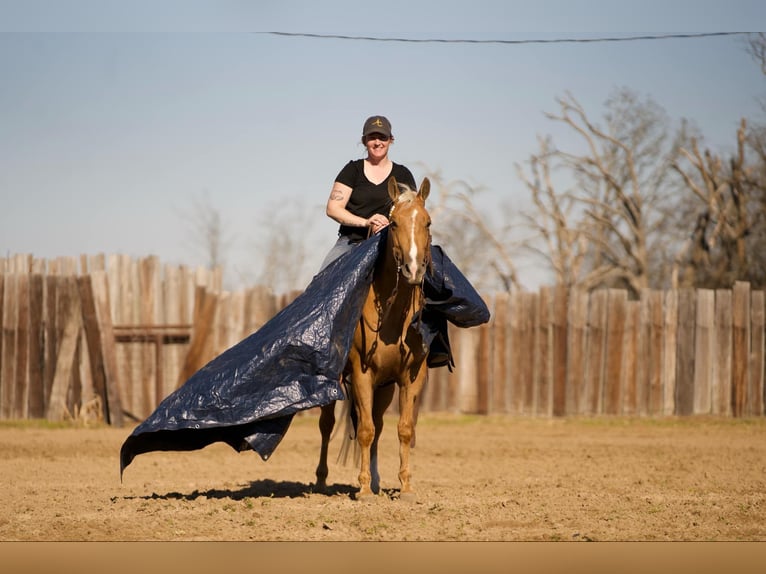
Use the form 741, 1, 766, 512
336, 398, 360, 466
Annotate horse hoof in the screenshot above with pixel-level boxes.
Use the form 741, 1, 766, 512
355, 491, 376, 502
398, 491, 417, 503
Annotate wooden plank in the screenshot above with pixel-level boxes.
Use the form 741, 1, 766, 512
749, 290, 764, 416
432, 364, 449, 413
43, 275, 58, 412
0, 274, 5, 419
603, 289, 627, 415
90, 271, 124, 426
713, 290, 733, 416
535, 287, 551, 416
523, 292, 538, 414
88, 254, 106, 272
27, 274, 45, 418
636, 289, 652, 416
693, 289, 715, 414
662, 290, 679, 416
59, 276, 82, 417
139, 256, 160, 414
456, 328, 479, 413
731, 282, 750, 417
566, 289, 588, 415
46, 282, 81, 422
90, 271, 124, 427
13, 274, 30, 418
675, 289, 696, 416
508, 292, 524, 415
162, 264, 183, 403
490, 292, 510, 414
476, 316, 491, 415
177, 286, 218, 387
583, 290, 608, 415
445, 323, 461, 412
125, 255, 141, 417
0, 275, 3, 405
243, 285, 274, 335
1, 274, 17, 419
551, 285, 568, 417
646, 290, 665, 416
622, 300, 639, 416
77, 275, 109, 422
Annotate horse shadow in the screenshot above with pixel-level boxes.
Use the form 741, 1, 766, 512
121, 480, 405, 502
123, 479, 361, 502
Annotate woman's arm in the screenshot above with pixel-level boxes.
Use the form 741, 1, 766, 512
325, 182, 388, 233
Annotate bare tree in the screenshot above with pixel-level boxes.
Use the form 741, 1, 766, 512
244, 199, 322, 295
672, 119, 766, 288
515, 135, 589, 289
420, 168, 522, 293
745, 32, 766, 76
178, 191, 235, 272
521, 90, 690, 297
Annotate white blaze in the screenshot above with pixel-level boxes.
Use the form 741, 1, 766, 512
407, 208, 419, 271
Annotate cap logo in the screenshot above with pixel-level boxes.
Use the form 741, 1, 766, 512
371, 118, 384, 127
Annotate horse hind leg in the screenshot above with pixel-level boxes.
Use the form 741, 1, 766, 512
315, 401, 336, 492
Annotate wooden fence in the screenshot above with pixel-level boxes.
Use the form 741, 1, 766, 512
1, 254, 764, 426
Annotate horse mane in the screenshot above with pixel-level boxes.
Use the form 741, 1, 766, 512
390, 185, 420, 212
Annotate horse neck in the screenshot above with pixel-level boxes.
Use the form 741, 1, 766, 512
369, 233, 421, 320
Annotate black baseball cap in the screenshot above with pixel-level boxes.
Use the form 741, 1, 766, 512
362, 116, 392, 138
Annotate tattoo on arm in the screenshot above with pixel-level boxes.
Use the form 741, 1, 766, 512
330, 191, 344, 201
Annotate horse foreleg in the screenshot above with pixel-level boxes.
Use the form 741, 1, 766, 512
315, 401, 336, 492
397, 368, 427, 502
370, 384, 395, 494
352, 373, 376, 500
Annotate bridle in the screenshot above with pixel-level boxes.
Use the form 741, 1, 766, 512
359, 197, 431, 374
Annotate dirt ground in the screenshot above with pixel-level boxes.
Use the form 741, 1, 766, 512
1, 413, 765, 542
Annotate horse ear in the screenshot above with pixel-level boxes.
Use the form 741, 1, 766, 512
388, 176, 400, 202
419, 177, 430, 202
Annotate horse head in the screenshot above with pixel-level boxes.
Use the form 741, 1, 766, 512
387, 176, 432, 285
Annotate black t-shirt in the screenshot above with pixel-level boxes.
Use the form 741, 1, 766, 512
334, 159, 417, 242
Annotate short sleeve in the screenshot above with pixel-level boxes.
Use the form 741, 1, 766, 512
335, 160, 360, 187
395, 164, 417, 190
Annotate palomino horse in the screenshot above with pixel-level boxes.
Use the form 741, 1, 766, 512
315, 176, 432, 501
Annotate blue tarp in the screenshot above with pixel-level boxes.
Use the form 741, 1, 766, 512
119, 230, 490, 477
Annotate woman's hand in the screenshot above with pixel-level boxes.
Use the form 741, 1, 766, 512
367, 214, 389, 234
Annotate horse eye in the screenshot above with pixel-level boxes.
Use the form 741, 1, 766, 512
390, 221, 398, 229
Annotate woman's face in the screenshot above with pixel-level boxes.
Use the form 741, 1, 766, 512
364, 133, 392, 159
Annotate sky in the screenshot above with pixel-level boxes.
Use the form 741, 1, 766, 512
1, 1, 765, 291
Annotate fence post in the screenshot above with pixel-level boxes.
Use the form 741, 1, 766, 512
46, 278, 81, 422
748, 290, 764, 416
623, 299, 639, 416
663, 290, 679, 416
552, 285, 568, 417
647, 290, 665, 416
584, 290, 608, 415
490, 292, 510, 414
567, 288, 588, 415
535, 287, 551, 417
604, 289, 627, 415
732, 282, 751, 417
694, 289, 715, 414
676, 289, 696, 416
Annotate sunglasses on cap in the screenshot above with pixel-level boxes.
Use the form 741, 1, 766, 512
365, 133, 390, 141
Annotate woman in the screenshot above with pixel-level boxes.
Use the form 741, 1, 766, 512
320, 115, 417, 270
318, 115, 456, 368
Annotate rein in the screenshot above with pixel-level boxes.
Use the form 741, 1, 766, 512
360, 235, 428, 375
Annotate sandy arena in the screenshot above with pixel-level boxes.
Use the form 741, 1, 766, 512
1, 414, 765, 542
